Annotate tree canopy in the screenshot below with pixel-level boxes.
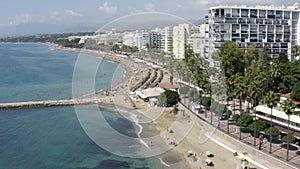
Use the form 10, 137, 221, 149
158, 90, 180, 107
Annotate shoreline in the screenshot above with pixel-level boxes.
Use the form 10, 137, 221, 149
7, 42, 194, 168
44, 43, 197, 169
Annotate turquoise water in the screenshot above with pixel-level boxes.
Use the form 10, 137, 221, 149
0, 44, 162, 169
0, 43, 123, 102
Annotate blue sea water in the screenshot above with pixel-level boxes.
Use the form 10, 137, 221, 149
0, 44, 163, 169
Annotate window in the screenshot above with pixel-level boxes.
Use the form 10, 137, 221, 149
284, 11, 290, 19
281, 43, 288, 48
241, 9, 249, 17
267, 10, 275, 18
250, 34, 258, 42
232, 9, 240, 17
275, 34, 282, 42
259, 25, 266, 33
259, 10, 266, 18
250, 9, 257, 18
241, 25, 248, 33
275, 11, 282, 18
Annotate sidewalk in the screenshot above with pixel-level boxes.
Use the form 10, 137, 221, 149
180, 102, 298, 169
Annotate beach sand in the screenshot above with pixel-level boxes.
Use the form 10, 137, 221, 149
50, 43, 240, 169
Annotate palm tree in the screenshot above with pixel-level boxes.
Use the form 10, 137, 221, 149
248, 80, 262, 146
265, 91, 278, 154
282, 98, 296, 161
233, 74, 248, 140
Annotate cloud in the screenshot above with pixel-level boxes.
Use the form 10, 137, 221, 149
98, 2, 117, 14
49, 11, 59, 17
194, 0, 210, 6
145, 2, 156, 12
65, 10, 82, 17
177, 4, 183, 8
9, 14, 39, 26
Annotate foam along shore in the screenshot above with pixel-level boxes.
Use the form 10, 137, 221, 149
46, 43, 243, 169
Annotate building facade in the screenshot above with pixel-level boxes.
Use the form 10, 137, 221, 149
173, 24, 190, 59
161, 26, 173, 54
208, 4, 300, 60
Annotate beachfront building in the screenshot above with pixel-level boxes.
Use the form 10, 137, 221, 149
160, 26, 173, 54
173, 24, 190, 59
208, 4, 300, 61
187, 24, 210, 59
255, 104, 300, 137
123, 31, 149, 50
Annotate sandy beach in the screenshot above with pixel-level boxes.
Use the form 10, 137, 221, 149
48, 43, 247, 169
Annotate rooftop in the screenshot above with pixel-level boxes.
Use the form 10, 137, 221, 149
209, 3, 299, 11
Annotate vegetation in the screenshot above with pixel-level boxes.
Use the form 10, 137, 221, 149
158, 90, 180, 107
201, 96, 211, 107
282, 134, 296, 144
233, 114, 240, 122
236, 113, 253, 127
224, 108, 232, 117
291, 82, 300, 101
282, 98, 296, 161
111, 44, 139, 54
264, 127, 280, 138
54, 38, 84, 48
248, 120, 266, 133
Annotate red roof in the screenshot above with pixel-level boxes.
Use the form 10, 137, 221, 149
160, 82, 179, 89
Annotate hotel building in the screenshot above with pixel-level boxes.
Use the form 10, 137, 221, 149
173, 24, 190, 59
208, 4, 300, 61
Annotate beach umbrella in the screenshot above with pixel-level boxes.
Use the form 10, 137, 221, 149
170, 139, 175, 143
206, 150, 213, 156
205, 159, 213, 163
237, 152, 251, 160
188, 150, 193, 155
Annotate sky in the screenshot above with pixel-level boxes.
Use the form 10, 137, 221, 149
1, 0, 299, 36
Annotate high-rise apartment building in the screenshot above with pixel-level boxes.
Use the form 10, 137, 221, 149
161, 27, 173, 54
208, 4, 300, 60
173, 24, 190, 59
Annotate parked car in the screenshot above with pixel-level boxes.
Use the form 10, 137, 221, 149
220, 114, 228, 120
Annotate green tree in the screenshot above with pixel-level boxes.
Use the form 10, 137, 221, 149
233, 114, 240, 122
282, 134, 296, 144
291, 82, 300, 101
278, 51, 289, 63
218, 41, 245, 77
236, 113, 253, 127
201, 96, 211, 107
232, 74, 248, 140
158, 90, 180, 107
282, 98, 296, 161
248, 120, 266, 134
292, 45, 300, 60
264, 127, 280, 138
265, 90, 278, 153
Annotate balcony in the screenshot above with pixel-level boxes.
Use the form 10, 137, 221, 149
232, 14, 239, 17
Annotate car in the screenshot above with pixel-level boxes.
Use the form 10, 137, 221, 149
220, 114, 228, 120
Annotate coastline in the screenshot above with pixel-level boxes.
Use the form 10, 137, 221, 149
48, 43, 180, 168
44, 43, 204, 169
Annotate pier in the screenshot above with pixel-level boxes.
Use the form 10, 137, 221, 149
0, 97, 112, 109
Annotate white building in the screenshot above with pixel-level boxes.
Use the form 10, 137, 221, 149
255, 105, 300, 133
161, 26, 173, 54
208, 4, 300, 61
187, 24, 210, 58
173, 24, 190, 59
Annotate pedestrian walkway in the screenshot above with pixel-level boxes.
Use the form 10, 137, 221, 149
181, 102, 298, 169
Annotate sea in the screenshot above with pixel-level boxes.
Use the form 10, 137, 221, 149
0, 43, 163, 169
